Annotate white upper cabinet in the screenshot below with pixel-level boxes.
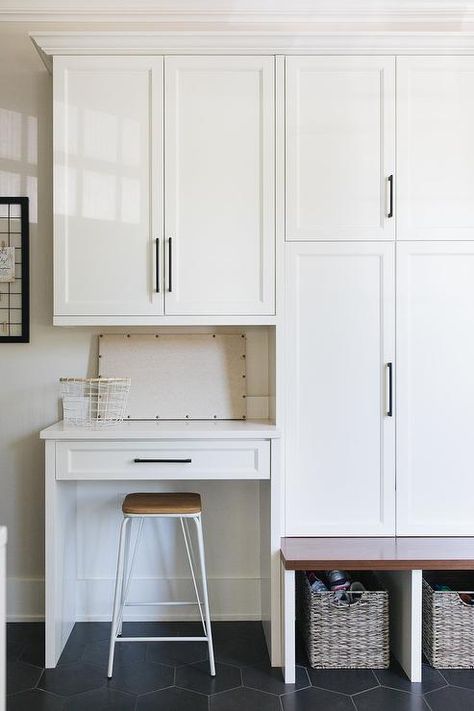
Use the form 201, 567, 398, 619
398, 58, 474, 240
397, 242, 474, 534
285, 57, 395, 240
285, 242, 395, 536
54, 56, 163, 318
164, 56, 275, 315
53, 55, 275, 323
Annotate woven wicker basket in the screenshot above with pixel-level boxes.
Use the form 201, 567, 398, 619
297, 572, 389, 669
423, 573, 474, 668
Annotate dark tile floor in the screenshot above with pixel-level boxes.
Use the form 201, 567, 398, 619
6, 621, 474, 710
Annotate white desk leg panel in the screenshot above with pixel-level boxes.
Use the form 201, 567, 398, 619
281, 563, 295, 683
45, 441, 77, 667
261, 439, 282, 667
378, 570, 423, 682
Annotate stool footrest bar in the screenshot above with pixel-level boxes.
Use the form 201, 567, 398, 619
115, 636, 208, 643
125, 601, 201, 606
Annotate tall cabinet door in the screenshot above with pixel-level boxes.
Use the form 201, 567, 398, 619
398, 58, 474, 239
54, 57, 163, 317
397, 242, 474, 534
286, 57, 395, 241
285, 243, 395, 536
164, 56, 275, 315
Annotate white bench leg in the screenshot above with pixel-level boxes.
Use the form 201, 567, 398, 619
378, 569, 423, 682
281, 563, 295, 683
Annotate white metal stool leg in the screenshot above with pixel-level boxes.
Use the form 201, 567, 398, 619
117, 517, 144, 637
180, 517, 206, 634
117, 517, 132, 637
108, 516, 130, 678
194, 513, 216, 676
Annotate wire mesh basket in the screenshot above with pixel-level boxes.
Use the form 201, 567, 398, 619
60, 377, 131, 427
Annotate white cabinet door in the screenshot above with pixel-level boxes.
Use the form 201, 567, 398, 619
397, 242, 474, 534
286, 57, 395, 241
398, 58, 474, 240
285, 243, 395, 536
164, 56, 275, 315
54, 57, 163, 317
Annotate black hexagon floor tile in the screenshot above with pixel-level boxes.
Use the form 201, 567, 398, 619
425, 684, 474, 711
107, 659, 174, 695
82, 638, 146, 668
439, 669, 474, 690
7, 623, 44, 646
19, 637, 45, 668
175, 660, 241, 695
242, 663, 309, 696
307, 668, 379, 695
7, 689, 64, 711
38, 662, 106, 697
67, 623, 110, 646
7, 661, 43, 695
281, 686, 356, 711
214, 634, 269, 667
63, 687, 137, 711
7, 640, 24, 663
137, 686, 209, 711
374, 660, 446, 695
211, 687, 281, 711
147, 639, 208, 667
353, 686, 430, 711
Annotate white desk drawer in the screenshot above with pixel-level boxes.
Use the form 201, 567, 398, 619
56, 440, 270, 481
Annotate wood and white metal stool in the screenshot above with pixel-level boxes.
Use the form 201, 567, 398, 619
107, 492, 215, 678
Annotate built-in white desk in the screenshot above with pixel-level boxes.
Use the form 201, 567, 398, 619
40, 420, 281, 668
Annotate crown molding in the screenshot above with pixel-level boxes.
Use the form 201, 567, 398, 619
7, 1, 474, 25
30, 29, 474, 70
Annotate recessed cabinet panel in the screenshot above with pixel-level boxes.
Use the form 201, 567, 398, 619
285, 242, 395, 536
398, 58, 474, 239
397, 242, 474, 534
286, 57, 395, 240
54, 57, 163, 317
164, 56, 275, 315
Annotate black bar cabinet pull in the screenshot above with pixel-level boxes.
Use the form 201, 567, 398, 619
155, 238, 160, 293
387, 175, 394, 218
168, 237, 173, 292
387, 362, 393, 417
133, 458, 192, 464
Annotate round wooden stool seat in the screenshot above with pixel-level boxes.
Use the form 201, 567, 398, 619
122, 492, 202, 516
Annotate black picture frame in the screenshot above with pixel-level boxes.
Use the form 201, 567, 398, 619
0, 197, 30, 343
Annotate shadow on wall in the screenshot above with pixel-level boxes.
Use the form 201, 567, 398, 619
0, 107, 38, 223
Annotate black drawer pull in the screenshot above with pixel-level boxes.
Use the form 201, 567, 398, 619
133, 458, 192, 464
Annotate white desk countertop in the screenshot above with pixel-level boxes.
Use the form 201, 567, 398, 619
40, 419, 280, 440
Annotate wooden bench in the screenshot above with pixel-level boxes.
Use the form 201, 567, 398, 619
280, 537, 474, 683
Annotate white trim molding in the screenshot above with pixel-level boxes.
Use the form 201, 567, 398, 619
7, 0, 474, 25
31, 29, 474, 73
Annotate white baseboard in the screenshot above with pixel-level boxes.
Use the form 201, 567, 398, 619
7, 577, 44, 621
7, 575, 262, 622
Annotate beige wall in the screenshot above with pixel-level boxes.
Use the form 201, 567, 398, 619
0, 23, 271, 620
0, 22, 104, 618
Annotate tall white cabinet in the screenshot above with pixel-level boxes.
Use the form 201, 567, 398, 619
53, 55, 275, 323
397, 57, 474, 240
396, 242, 474, 534
284, 55, 474, 537
285, 243, 395, 535
285, 57, 395, 241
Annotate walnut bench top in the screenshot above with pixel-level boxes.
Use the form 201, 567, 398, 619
281, 537, 474, 571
